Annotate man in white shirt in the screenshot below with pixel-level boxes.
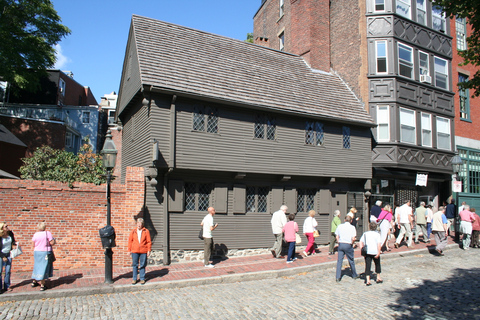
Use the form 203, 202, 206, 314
270, 205, 288, 258
394, 200, 413, 248
201, 207, 218, 268
335, 216, 359, 282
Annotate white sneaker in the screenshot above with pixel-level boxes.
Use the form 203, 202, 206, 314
204, 264, 215, 268
286, 261, 293, 264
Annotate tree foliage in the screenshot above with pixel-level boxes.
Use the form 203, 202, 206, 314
0, 0, 70, 91
432, 0, 480, 96
19, 145, 107, 186
245, 33, 254, 43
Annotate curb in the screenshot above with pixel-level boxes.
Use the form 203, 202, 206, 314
0, 243, 458, 302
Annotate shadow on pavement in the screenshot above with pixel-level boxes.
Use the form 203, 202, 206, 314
388, 267, 480, 319
49, 274, 83, 289
112, 268, 170, 282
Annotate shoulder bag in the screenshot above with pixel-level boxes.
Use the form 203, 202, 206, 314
10, 244, 23, 259
46, 232, 56, 263
361, 233, 368, 257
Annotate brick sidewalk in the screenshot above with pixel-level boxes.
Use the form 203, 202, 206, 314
1, 235, 458, 300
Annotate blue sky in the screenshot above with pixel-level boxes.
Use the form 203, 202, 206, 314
51, 0, 261, 103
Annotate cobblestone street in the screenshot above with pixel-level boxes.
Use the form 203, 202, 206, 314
0, 248, 479, 319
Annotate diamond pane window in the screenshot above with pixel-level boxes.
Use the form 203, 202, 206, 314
266, 117, 276, 140
254, 114, 276, 140
297, 188, 316, 212
207, 109, 218, 133
342, 126, 351, 149
305, 122, 314, 144
257, 187, 268, 212
185, 183, 196, 211
246, 187, 256, 213
305, 121, 324, 146
254, 114, 265, 139
315, 122, 324, 146
198, 184, 211, 211
193, 110, 205, 131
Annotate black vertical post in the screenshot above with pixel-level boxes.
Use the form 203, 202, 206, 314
105, 169, 113, 284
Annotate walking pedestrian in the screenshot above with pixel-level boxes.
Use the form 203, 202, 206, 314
394, 200, 413, 248
201, 207, 218, 268
283, 213, 299, 263
432, 206, 449, 256
377, 204, 393, 252
471, 208, 480, 248
302, 210, 318, 257
31, 222, 56, 291
335, 216, 359, 282
347, 207, 359, 229
370, 200, 382, 223
414, 202, 428, 243
359, 222, 383, 286
459, 205, 475, 250
329, 210, 341, 255
127, 218, 152, 284
0, 223, 16, 292
271, 205, 287, 259
426, 204, 434, 242
445, 198, 456, 235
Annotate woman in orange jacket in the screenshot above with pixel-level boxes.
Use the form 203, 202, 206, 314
127, 218, 151, 285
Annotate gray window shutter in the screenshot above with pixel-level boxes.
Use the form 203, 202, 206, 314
233, 184, 246, 213
214, 183, 228, 213
168, 180, 184, 212
284, 187, 296, 213
319, 189, 331, 214
271, 186, 284, 213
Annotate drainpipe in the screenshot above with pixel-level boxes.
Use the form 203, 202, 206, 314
162, 94, 177, 265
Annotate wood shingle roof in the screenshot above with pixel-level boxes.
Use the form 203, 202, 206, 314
123, 15, 375, 127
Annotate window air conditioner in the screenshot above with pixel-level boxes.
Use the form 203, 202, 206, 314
420, 75, 432, 84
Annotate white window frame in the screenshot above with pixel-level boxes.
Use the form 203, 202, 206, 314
374, 0, 385, 12
82, 111, 90, 124
376, 40, 388, 74
456, 17, 467, 51
434, 56, 448, 90
279, 32, 285, 51
436, 116, 451, 150
377, 105, 390, 142
421, 113, 432, 147
400, 107, 416, 144
59, 78, 66, 97
279, 0, 284, 17
416, 0, 426, 25
432, 5, 446, 33
398, 43, 414, 79
396, 0, 411, 19
419, 51, 429, 76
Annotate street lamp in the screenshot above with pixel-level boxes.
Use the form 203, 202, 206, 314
451, 153, 463, 243
101, 130, 117, 284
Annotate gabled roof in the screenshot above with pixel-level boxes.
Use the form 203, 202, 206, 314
0, 124, 27, 147
119, 15, 375, 127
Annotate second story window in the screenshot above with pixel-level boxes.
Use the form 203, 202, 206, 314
436, 116, 451, 150
59, 78, 66, 97
421, 113, 432, 147
342, 126, 351, 149
305, 121, 324, 146
432, 5, 446, 33
456, 17, 467, 51
375, 0, 385, 12
419, 51, 431, 84
82, 111, 90, 124
400, 108, 416, 144
416, 0, 426, 25
459, 74, 470, 120
65, 132, 73, 148
279, 32, 285, 51
377, 105, 390, 142
279, 0, 284, 17
193, 106, 218, 133
254, 114, 276, 140
434, 57, 448, 90
376, 40, 387, 73
396, 0, 411, 19
398, 43, 413, 78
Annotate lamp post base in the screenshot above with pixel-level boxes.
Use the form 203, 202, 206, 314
105, 248, 113, 284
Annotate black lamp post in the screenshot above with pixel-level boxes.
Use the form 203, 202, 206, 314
101, 130, 117, 284
451, 153, 463, 242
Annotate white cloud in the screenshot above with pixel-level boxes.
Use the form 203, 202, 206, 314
54, 44, 70, 69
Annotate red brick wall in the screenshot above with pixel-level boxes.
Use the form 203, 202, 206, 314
0, 167, 144, 272
451, 21, 480, 140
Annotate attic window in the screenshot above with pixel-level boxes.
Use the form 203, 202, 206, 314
254, 114, 276, 140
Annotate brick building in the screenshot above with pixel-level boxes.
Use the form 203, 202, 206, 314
254, 0, 458, 207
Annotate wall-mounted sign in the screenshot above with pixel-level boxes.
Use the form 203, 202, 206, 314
416, 173, 428, 187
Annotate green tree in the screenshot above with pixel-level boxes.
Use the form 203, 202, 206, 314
432, 0, 480, 96
0, 0, 70, 91
19, 145, 107, 186
245, 33, 254, 43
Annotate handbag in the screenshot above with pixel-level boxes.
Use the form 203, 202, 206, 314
198, 227, 204, 240
10, 244, 23, 258
313, 230, 320, 238
45, 232, 56, 263
295, 233, 302, 244
361, 233, 368, 257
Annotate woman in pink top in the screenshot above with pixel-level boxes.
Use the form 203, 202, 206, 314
377, 205, 394, 253
31, 222, 56, 291
282, 213, 298, 263
459, 205, 476, 250
471, 209, 480, 248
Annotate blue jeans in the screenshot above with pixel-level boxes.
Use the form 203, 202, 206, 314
426, 222, 432, 239
131, 253, 147, 281
336, 243, 357, 280
286, 242, 296, 261
1, 256, 11, 290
